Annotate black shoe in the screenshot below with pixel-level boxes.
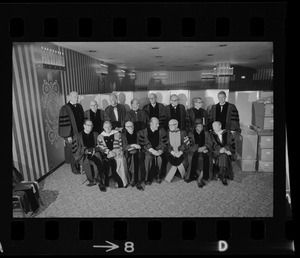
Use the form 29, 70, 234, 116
72, 170, 81, 175
156, 178, 162, 184
98, 184, 107, 192
184, 178, 192, 183
145, 180, 152, 185
131, 182, 136, 187
197, 178, 205, 188
87, 182, 96, 187
136, 184, 145, 191
221, 178, 228, 186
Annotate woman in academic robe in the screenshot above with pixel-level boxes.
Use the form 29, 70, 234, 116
185, 119, 213, 188
97, 121, 129, 188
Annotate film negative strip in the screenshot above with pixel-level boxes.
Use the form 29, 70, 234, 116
0, 1, 294, 255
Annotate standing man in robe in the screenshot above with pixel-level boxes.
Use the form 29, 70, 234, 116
125, 98, 149, 132
84, 100, 105, 134
165, 94, 187, 130
143, 93, 168, 129
186, 97, 208, 132
207, 91, 241, 133
138, 117, 168, 184
58, 91, 84, 174
104, 93, 127, 131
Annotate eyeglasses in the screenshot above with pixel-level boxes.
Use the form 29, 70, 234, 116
85, 124, 93, 127
169, 124, 178, 126
125, 125, 134, 128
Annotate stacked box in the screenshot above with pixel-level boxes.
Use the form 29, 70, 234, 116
251, 99, 274, 172
239, 127, 258, 172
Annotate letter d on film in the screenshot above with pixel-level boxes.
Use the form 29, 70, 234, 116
218, 240, 228, 252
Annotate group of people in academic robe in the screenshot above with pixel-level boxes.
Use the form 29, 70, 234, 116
58, 90, 240, 192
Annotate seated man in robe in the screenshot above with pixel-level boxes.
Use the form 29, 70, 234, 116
209, 121, 235, 186
185, 119, 212, 188
121, 121, 145, 191
138, 117, 168, 185
97, 121, 129, 188
72, 119, 107, 191
165, 119, 190, 182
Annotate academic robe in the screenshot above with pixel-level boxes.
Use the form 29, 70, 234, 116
209, 130, 235, 179
121, 130, 145, 184
104, 104, 127, 129
72, 131, 106, 184
138, 127, 168, 181
186, 130, 213, 181
97, 130, 129, 187
165, 129, 190, 174
165, 104, 187, 130
208, 102, 241, 132
58, 102, 84, 169
143, 102, 168, 129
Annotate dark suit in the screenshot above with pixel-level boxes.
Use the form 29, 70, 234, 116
104, 104, 127, 129
125, 109, 149, 132
138, 127, 168, 181
143, 102, 168, 129
165, 104, 187, 130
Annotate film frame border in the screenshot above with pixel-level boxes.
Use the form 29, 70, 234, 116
0, 2, 293, 255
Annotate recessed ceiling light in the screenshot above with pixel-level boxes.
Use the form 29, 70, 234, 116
198, 59, 205, 62
155, 56, 163, 58
219, 44, 228, 47
241, 76, 246, 79
88, 50, 97, 53
207, 54, 214, 56
152, 47, 160, 50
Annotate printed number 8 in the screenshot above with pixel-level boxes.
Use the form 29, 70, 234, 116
124, 242, 134, 253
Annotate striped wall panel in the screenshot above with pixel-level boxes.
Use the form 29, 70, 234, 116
13, 43, 104, 181
60, 47, 102, 102
12, 44, 50, 181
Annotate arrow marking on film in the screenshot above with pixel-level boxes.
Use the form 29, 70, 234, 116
93, 241, 119, 252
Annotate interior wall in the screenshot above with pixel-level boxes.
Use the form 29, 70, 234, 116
229, 91, 273, 127
13, 43, 107, 181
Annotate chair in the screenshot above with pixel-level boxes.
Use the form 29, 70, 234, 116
13, 180, 43, 215
12, 194, 26, 217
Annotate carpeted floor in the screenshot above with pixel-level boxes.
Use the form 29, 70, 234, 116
24, 163, 272, 217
